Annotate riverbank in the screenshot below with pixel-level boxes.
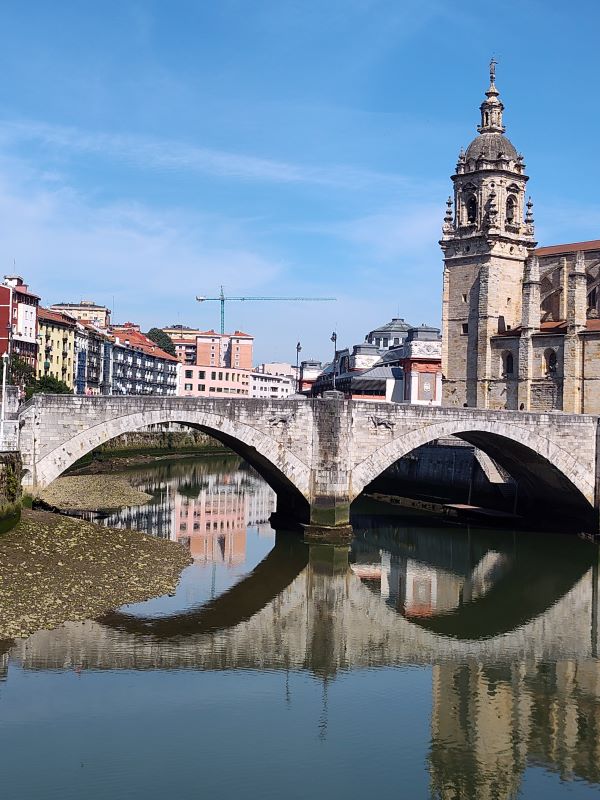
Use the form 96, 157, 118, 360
39, 475, 153, 511
68, 428, 228, 474
0, 509, 192, 640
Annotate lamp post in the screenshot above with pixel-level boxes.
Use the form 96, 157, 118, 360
295, 341, 302, 393
330, 331, 337, 391
0, 351, 8, 442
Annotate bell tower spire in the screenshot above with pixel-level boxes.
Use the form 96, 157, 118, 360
478, 58, 505, 134
440, 60, 537, 410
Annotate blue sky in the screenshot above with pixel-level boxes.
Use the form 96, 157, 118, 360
0, 0, 599, 362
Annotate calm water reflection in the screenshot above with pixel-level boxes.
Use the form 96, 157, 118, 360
1, 456, 600, 799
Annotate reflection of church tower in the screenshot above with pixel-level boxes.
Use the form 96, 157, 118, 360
429, 661, 530, 799
441, 61, 536, 408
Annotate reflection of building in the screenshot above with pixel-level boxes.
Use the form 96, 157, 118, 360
430, 657, 600, 798
175, 484, 248, 565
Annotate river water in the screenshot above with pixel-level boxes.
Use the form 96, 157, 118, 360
2, 454, 600, 799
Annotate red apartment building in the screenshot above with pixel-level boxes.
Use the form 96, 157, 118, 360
0, 276, 40, 367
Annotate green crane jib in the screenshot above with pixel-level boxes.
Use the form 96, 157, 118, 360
196, 286, 336, 334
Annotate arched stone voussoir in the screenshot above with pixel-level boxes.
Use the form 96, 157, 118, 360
349, 418, 596, 507
33, 408, 311, 499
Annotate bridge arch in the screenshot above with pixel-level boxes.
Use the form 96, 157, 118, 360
350, 418, 596, 520
29, 407, 311, 517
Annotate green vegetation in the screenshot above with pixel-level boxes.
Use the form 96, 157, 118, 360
146, 327, 176, 357
25, 375, 72, 399
0, 355, 35, 389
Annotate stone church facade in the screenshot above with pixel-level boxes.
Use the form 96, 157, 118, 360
441, 62, 600, 413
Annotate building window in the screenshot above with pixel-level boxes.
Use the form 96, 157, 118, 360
502, 351, 514, 376
506, 195, 517, 224
383, 338, 388, 348
185, 369, 193, 378
184, 383, 193, 390
462, 293, 467, 303
545, 348, 558, 375
393, 337, 399, 346
461, 323, 469, 335
198, 370, 205, 379
211, 371, 216, 380
467, 195, 477, 224
197, 384, 205, 391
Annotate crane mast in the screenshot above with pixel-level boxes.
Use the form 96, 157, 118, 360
196, 286, 336, 334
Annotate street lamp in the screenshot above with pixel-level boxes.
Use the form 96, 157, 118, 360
295, 341, 302, 393
0, 351, 8, 441
330, 331, 337, 391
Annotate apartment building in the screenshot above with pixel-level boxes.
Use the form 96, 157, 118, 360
110, 323, 179, 395
0, 276, 40, 368
37, 308, 76, 388
179, 365, 250, 397
51, 300, 111, 329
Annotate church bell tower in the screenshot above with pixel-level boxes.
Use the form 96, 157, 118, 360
440, 61, 536, 407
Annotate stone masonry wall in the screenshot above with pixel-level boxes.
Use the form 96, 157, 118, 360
18, 395, 600, 526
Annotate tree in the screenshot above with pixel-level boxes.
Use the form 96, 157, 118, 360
0, 355, 35, 389
146, 328, 176, 357
25, 375, 72, 400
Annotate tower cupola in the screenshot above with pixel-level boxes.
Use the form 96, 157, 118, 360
478, 58, 505, 134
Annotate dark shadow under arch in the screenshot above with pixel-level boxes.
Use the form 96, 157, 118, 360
354, 427, 595, 529
456, 430, 591, 524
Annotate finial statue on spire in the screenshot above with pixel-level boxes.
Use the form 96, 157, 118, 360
490, 56, 497, 85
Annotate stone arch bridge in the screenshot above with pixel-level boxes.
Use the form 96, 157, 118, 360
17, 394, 600, 528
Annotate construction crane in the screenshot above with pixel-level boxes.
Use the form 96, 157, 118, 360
196, 286, 336, 334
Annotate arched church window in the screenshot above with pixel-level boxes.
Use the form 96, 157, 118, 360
588, 287, 597, 312
484, 112, 489, 126
544, 348, 557, 375
503, 352, 514, 376
467, 195, 477, 224
506, 195, 517, 224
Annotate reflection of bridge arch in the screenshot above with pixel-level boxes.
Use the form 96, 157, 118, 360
100, 532, 309, 637
97, 527, 596, 648
350, 521, 596, 640
350, 419, 595, 518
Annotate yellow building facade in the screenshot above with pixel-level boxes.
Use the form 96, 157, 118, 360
37, 308, 76, 389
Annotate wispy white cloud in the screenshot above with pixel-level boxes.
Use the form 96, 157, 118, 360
0, 155, 285, 327
0, 118, 414, 190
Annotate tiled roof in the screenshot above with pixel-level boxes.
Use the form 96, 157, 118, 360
196, 329, 253, 339
38, 307, 76, 327
493, 319, 600, 337
112, 328, 178, 361
536, 239, 600, 257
